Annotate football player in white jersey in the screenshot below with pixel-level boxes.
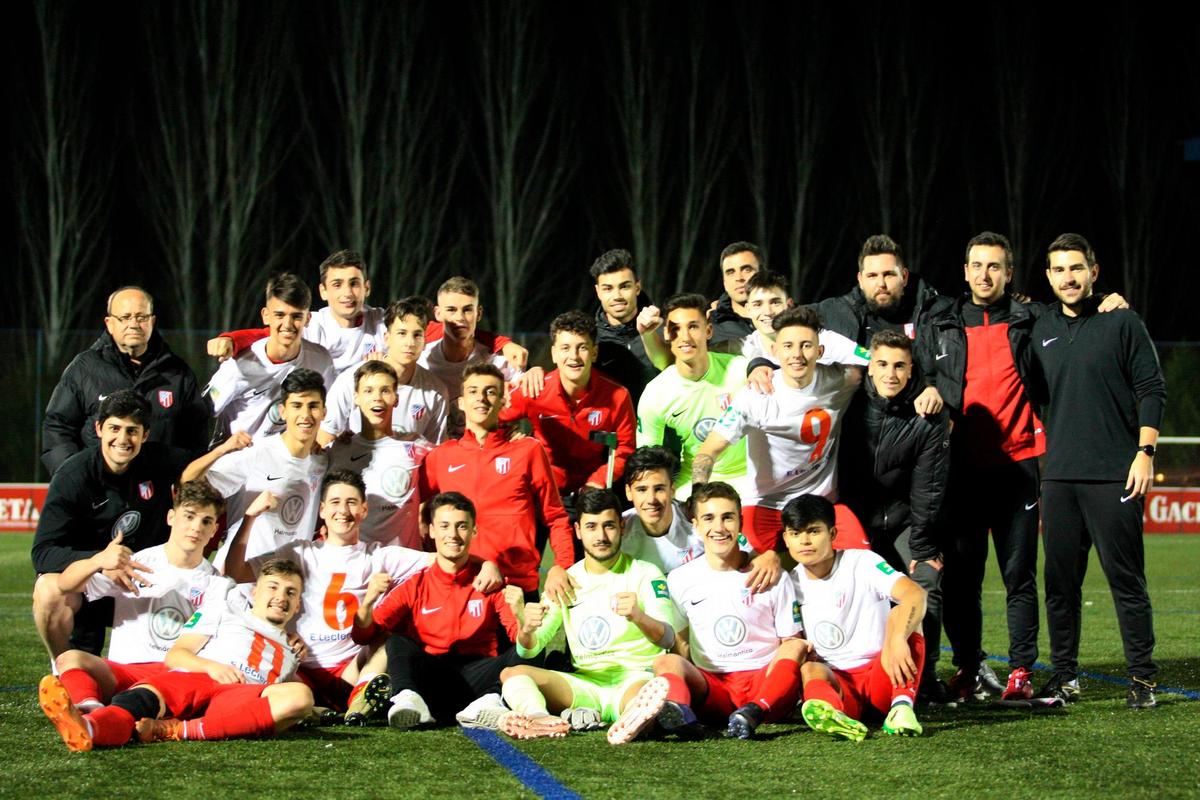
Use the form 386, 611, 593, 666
52, 481, 225, 710
784, 494, 927, 740
205, 272, 335, 442
418, 276, 525, 438
39, 560, 313, 751
319, 296, 449, 446
693, 306, 868, 553
185, 368, 329, 572
616, 482, 808, 743
329, 361, 427, 548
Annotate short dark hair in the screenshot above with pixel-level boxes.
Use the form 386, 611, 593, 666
427, 491, 476, 523
280, 368, 327, 404
589, 249, 637, 282
318, 249, 368, 284
174, 479, 225, 516
663, 293, 708, 316
858, 235, 904, 271
353, 360, 399, 391
259, 558, 304, 586
384, 295, 432, 330
869, 329, 912, 355
746, 270, 789, 296
719, 241, 767, 269
437, 276, 480, 299
625, 446, 679, 486
549, 310, 596, 344
106, 286, 154, 316
689, 481, 742, 517
772, 306, 822, 335
965, 232, 1014, 270
265, 272, 312, 310
576, 487, 622, 518
1047, 233, 1096, 267
321, 468, 366, 501
781, 494, 836, 531
97, 389, 152, 429
462, 362, 505, 386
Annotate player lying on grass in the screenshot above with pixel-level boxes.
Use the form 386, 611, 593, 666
611, 482, 808, 744
497, 488, 678, 740
53, 480, 224, 709
784, 494, 928, 740
365, 492, 524, 730
40, 559, 313, 751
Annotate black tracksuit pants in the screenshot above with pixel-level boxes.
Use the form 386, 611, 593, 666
386, 635, 526, 721
942, 457, 1041, 671
1040, 480, 1156, 680
868, 526, 942, 684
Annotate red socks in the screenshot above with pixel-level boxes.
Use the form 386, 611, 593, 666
662, 673, 691, 705
59, 668, 101, 706
180, 697, 275, 741
85, 705, 136, 746
755, 659, 801, 714
803, 677, 845, 711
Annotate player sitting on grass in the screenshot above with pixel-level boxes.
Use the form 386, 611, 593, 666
39, 560, 313, 751
613, 482, 808, 743
497, 489, 677, 741
366, 492, 521, 731
53, 480, 224, 710
784, 494, 927, 740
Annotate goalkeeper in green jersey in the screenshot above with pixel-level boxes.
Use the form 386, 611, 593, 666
497, 489, 677, 739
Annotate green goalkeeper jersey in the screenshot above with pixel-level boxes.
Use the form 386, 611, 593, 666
518, 553, 675, 677
636, 351, 748, 497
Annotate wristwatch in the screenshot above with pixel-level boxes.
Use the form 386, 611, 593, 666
1138, 445, 1156, 457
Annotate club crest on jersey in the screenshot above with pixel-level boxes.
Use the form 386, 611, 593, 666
468, 599, 484, 618
587, 410, 602, 427
904, 323, 915, 339
158, 390, 174, 409
411, 403, 426, 421
138, 481, 154, 501
189, 587, 205, 607
494, 457, 511, 475
740, 587, 754, 606
717, 393, 732, 412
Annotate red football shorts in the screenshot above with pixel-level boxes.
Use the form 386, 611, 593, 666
741, 504, 869, 553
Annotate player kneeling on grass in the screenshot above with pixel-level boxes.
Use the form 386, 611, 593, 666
53, 480, 224, 710
784, 495, 927, 740
614, 481, 808, 743
366, 492, 521, 731
498, 488, 678, 741
40, 560, 312, 751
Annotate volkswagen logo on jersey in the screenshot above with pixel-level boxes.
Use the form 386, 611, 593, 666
381, 466, 411, 499
138, 481, 154, 501
713, 615, 747, 647
158, 390, 174, 409
692, 417, 717, 442
587, 410, 602, 427
495, 457, 511, 475
112, 510, 141, 539
268, 402, 284, 425
411, 403, 426, 421
577, 616, 612, 650
150, 604, 188, 642
280, 495, 305, 526
813, 621, 846, 650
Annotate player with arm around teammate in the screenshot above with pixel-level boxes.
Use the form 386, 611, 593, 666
784, 495, 928, 740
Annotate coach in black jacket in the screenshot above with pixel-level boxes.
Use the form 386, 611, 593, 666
41, 287, 208, 474
839, 329, 950, 694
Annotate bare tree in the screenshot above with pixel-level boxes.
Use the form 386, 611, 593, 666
303, 3, 464, 300
138, 0, 296, 332
737, 6, 770, 249
475, 3, 576, 331
14, 0, 109, 365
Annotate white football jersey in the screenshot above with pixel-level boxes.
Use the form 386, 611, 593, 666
265, 539, 428, 668
320, 362, 449, 445
669, 555, 801, 673
207, 435, 328, 571
418, 340, 521, 438
790, 549, 903, 670
712, 365, 858, 508
180, 578, 299, 684
729, 330, 868, 367
303, 305, 388, 374
620, 503, 753, 574
84, 544, 219, 664
328, 434, 427, 549
205, 339, 336, 441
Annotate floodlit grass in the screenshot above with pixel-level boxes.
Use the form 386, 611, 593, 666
1, 534, 1196, 799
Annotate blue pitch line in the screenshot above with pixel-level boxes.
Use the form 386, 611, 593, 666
0, 684, 35, 693
461, 728, 581, 800
939, 647, 1200, 701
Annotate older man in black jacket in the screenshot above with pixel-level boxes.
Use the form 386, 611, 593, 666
839, 329, 950, 700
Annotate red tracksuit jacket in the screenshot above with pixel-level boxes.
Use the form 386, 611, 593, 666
500, 369, 636, 492
371, 559, 518, 657
418, 428, 573, 591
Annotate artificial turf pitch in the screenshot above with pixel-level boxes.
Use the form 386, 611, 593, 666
0, 533, 1196, 799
